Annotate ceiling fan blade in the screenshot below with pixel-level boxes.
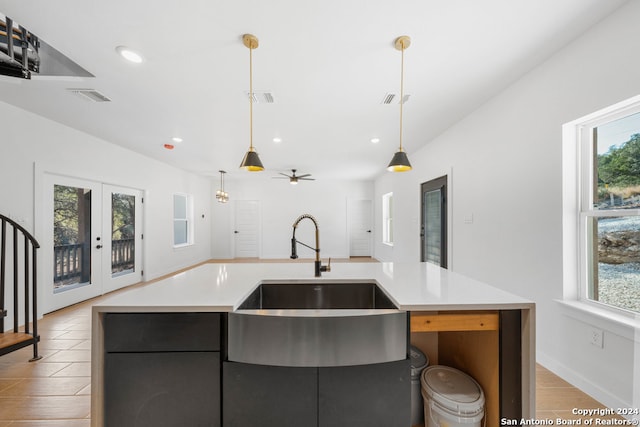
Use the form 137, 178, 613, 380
296, 174, 312, 179
299, 177, 315, 181
278, 172, 292, 178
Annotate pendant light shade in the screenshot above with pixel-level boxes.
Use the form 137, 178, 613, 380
240, 148, 264, 171
387, 150, 412, 172
387, 35, 412, 172
239, 34, 264, 171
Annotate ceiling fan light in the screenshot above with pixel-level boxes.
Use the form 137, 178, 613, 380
239, 148, 264, 171
387, 150, 412, 172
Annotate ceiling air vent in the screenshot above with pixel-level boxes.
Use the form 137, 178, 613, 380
246, 91, 275, 104
67, 88, 111, 102
382, 93, 396, 104
382, 93, 410, 104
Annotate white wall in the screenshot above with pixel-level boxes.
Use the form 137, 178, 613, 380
375, 0, 640, 410
212, 174, 373, 260
0, 101, 212, 321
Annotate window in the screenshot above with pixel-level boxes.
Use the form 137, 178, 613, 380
173, 194, 193, 247
566, 99, 640, 314
382, 192, 393, 246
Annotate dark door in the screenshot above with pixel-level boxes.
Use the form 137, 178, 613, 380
421, 176, 447, 268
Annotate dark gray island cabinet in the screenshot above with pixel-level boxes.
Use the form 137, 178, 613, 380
102, 313, 222, 427
223, 359, 411, 427
99, 311, 410, 427
96, 310, 529, 427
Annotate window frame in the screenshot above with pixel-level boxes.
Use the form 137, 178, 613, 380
564, 95, 640, 317
382, 192, 393, 246
173, 193, 194, 248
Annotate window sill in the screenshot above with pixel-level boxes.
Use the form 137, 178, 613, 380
173, 243, 193, 250
382, 242, 394, 247
556, 299, 640, 341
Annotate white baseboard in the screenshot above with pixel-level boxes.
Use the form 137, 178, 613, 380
537, 350, 632, 412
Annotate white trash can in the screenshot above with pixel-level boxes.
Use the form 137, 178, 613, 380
420, 365, 485, 427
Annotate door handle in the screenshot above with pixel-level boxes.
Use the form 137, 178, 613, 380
367, 230, 371, 233
96, 245, 103, 249
234, 230, 239, 234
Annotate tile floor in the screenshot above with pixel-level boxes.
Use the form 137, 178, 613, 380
0, 298, 93, 426
0, 260, 627, 425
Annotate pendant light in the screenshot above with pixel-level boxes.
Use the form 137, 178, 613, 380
387, 35, 412, 172
239, 34, 265, 171
216, 170, 229, 203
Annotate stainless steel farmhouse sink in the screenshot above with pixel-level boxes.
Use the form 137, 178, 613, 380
237, 281, 398, 310
227, 281, 408, 367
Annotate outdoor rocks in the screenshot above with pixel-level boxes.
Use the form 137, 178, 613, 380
598, 230, 640, 264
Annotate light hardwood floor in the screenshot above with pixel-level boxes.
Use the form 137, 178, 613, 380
0, 260, 625, 425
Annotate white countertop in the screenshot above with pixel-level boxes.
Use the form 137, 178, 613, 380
93, 261, 533, 313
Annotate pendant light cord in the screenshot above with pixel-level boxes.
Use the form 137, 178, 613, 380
399, 41, 405, 152
249, 44, 254, 151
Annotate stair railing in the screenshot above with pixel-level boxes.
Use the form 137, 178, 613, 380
0, 213, 41, 361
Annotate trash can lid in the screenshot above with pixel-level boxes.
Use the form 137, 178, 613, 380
410, 345, 429, 371
421, 365, 484, 415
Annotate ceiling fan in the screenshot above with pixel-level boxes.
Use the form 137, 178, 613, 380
273, 169, 315, 185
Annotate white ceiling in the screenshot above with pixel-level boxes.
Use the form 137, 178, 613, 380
0, 0, 629, 181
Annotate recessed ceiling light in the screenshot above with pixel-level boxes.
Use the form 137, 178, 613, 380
371, 137, 380, 144
116, 46, 144, 63
273, 137, 282, 143
172, 137, 183, 143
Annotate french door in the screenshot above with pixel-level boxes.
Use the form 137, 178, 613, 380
102, 184, 143, 294
43, 174, 143, 312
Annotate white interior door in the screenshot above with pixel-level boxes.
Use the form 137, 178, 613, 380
102, 185, 143, 294
349, 200, 373, 257
234, 201, 260, 258
44, 174, 103, 313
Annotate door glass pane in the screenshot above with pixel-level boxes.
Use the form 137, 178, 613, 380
53, 185, 92, 293
589, 216, 640, 313
424, 189, 442, 265
111, 193, 135, 277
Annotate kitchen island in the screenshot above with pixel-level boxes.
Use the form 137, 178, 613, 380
90, 261, 535, 427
